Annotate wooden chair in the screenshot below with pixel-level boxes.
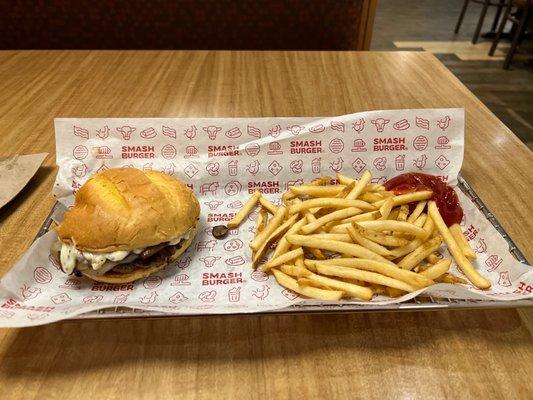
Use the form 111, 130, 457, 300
455, 0, 508, 43
489, 0, 532, 68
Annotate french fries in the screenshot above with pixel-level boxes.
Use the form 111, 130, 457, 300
224, 169, 493, 302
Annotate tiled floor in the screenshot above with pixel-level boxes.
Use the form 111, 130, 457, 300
372, 0, 533, 150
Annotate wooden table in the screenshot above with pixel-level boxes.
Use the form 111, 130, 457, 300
0, 51, 531, 399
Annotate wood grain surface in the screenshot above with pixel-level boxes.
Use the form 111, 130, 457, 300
0, 51, 531, 399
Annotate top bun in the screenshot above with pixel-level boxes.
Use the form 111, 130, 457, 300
57, 168, 200, 252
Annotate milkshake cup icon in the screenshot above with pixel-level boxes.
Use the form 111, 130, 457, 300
312, 157, 321, 174
395, 155, 405, 171
228, 160, 238, 176
228, 287, 241, 302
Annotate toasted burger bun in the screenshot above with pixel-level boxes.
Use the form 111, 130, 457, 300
57, 168, 200, 252
80, 224, 197, 284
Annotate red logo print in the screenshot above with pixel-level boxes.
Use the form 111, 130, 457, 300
281, 288, 299, 300
114, 293, 129, 304
290, 159, 303, 173
139, 292, 158, 304
413, 135, 428, 151
83, 295, 103, 304
161, 144, 177, 159
373, 157, 387, 171
224, 239, 244, 251
184, 163, 199, 178
177, 257, 191, 269
437, 115, 451, 131
329, 138, 344, 153
228, 287, 241, 302
413, 154, 427, 170
475, 238, 487, 253
247, 125, 261, 138
143, 276, 162, 289
184, 145, 198, 158
225, 127, 242, 139
72, 163, 88, 178
251, 270, 269, 282
485, 255, 503, 272
59, 278, 81, 290
140, 127, 157, 139
205, 162, 220, 176
73, 126, 89, 139
196, 240, 217, 252
268, 160, 283, 176
204, 200, 224, 210
199, 256, 221, 268
171, 274, 191, 286
116, 125, 136, 140
225, 256, 245, 266
245, 143, 260, 156
435, 136, 451, 149
200, 182, 219, 196
50, 293, 72, 304
162, 163, 176, 176
371, 118, 390, 133
287, 125, 304, 136
246, 160, 260, 175
331, 121, 345, 133
435, 155, 450, 170
415, 116, 430, 130
225, 181, 242, 196
329, 157, 344, 172
311, 157, 321, 173
393, 119, 410, 130
228, 160, 238, 176
169, 292, 188, 304
184, 125, 197, 140
34, 267, 52, 284
94, 146, 112, 159
269, 124, 282, 138
73, 145, 88, 160
395, 155, 405, 171
351, 139, 367, 152
352, 157, 366, 173
252, 285, 270, 300
96, 125, 110, 139
199, 290, 217, 302
162, 125, 176, 139
352, 118, 365, 133
267, 142, 283, 155
309, 124, 325, 133
203, 125, 222, 140
498, 271, 512, 287
21, 284, 41, 300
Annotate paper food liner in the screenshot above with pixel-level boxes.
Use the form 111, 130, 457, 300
1, 109, 531, 327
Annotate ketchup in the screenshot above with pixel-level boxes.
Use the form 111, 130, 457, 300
384, 173, 463, 227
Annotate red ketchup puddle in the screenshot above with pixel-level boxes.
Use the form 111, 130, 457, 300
384, 173, 463, 227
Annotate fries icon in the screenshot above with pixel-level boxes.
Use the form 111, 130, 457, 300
217, 170, 490, 302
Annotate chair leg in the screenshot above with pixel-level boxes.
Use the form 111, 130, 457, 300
491, 1, 505, 31
489, 1, 513, 55
472, 0, 490, 43
455, 0, 470, 33
503, 5, 531, 69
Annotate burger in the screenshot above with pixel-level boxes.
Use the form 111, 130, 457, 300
51, 167, 200, 283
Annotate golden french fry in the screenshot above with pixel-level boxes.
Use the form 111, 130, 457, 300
264, 247, 304, 272
290, 185, 345, 197
272, 269, 344, 301
310, 176, 333, 186
352, 223, 409, 247
297, 277, 335, 290
341, 211, 382, 224
313, 263, 418, 292
306, 258, 434, 288
336, 173, 354, 185
428, 201, 490, 289
301, 207, 362, 235
295, 255, 306, 268
346, 224, 392, 257
288, 198, 375, 214
407, 201, 427, 223
306, 233, 353, 243
358, 220, 426, 238
359, 191, 383, 203
436, 272, 468, 284
397, 204, 409, 222
419, 259, 451, 280
414, 213, 427, 227
282, 191, 297, 203
259, 197, 278, 214
373, 190, 433, 208
426, 253, 440, 264
449, 224, 477, 260
250, 205, 287, 251
255, 208, 268, 233
307, 247, 326, 260
227, 191, 261, 229
346, 170, 372, 200
387, 208, 400, 221
279, 264, 310, 277
379, 197, 394, 219
303, 271, 373, 300
336, 181, 356, 199
272, 217, 308, 259
398, 236, 443, 270
286, 234, 395, 265
252, 214, 299, 266
384, 287, 406, 297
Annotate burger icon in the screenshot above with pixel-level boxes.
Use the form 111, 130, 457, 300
245, 143, 260, 157
413, 135, 428, 151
